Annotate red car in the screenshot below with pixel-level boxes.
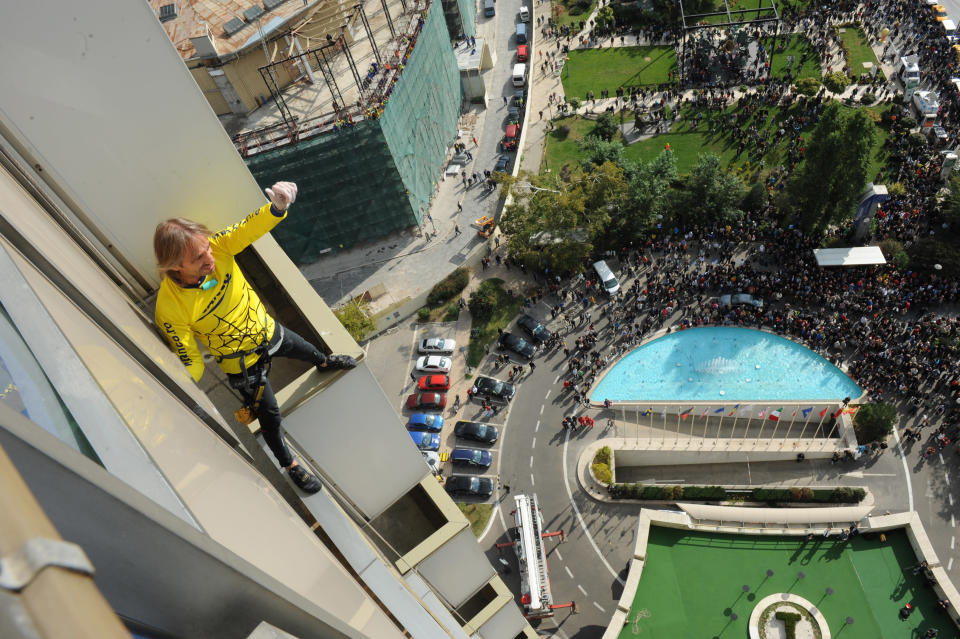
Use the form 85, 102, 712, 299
406, 392, 447, 410
418, 374, 451, 391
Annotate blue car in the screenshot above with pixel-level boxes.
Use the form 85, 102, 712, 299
408, 413, 444, 432
409, 431, 441, 451
451, 448, 492, 468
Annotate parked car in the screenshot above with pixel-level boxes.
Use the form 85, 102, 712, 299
419, 337, 456, 354
506, 106, 520, 124
454, 421, 499, 444
469, 375, 515, 402
519, 6, 530, 21
408, 413, 444, 432
516, 314, 551, 343
718, 293, 763, 309
415, 355, 452, 373
422, 451, 440, 474
494, 154, 511, 173
418, 374, 451, 391
933, 3, 949, 20
445, 475, 495, 497
406, 392, 447, 410
498, 332, 536, 359
451, 448, 493, 469
409, 431, 440, 451
511, 89, 526, 107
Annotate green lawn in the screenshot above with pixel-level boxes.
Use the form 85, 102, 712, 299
621, 527, 955, 638
699, 0, 777, 23
466, 278, 523, 367
458, 502, 493, 537
762, 34, 821, 80
551, 0, 596, 28
838, 25, 881, 76
543, 100, 891, 183
561, 46, 677, 98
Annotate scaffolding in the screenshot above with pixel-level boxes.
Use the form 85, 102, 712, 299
240, 3, 461, 263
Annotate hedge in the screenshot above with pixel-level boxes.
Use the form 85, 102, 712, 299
426, 268, 469, 308
608, 484, 865, 503
591, 446, 613, 485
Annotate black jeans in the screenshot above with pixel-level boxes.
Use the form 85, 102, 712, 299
226, 324, 325, 468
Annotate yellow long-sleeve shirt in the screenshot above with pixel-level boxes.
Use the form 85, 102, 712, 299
155, 203, 286, 382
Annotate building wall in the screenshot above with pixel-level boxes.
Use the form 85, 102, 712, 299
244, 120, 416, 262
190, 66, 233, 115
379, 6, 461, 224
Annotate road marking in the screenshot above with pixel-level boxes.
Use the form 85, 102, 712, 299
952, 514, 956, 529
530, 473, 536, 486
529, 455, 534, 468
540, 405, 545, 416
941, 453, 946, 465
946, 471, 950, 484
951, 536, 955, 551
950, 557, 955, 571
535, 419, 540, 433
842, 471, 897, 478
545, 390, 551, 400
950, 494, 955, 507
554, 375, 560, 383
532, 437, 536, 449
565, 566, 574, 579
555, 549, 563, 561
563, 429, 625, 586
482, 384, 520, 544
577, 584, 587, 596
593, 602, 606, 613
892, 423, 914, 513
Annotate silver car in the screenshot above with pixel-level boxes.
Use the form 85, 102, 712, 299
419, 337, 457, 354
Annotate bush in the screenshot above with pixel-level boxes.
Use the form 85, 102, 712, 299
417, 307, 431, 322
853, 402, 897, 442
426, 267, 469, 307
443, 303, 460, 322
878, 238, 904, 261
333, 298, 377, 342
591, 463, 613, 485
592, 112, 619, 141
568, 97, 582, 111
594, 446, 611, 466
467, 280, 499, 323
861, 91, 877, 104
683, 486, 727, 500
830, 487, 865, 503
794, 76, 821, 96
822, 71, 850, 93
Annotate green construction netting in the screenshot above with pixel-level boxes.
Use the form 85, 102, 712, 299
379, 5, 461, 221
243, 6, 461, 264
458, 0, 476, 37
245, 122, 413, 264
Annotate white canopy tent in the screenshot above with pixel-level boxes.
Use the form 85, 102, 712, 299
813, 246, 887, 267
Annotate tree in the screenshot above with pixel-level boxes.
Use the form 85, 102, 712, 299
795, 76, 821, 96
612, 148, 677, 243
853, 402, 897, 443
467, 280, 498, 323
333, 298, 376, 342
568, 96, 582, 112
779, 102, 876, 232
822, 71, 850, 93
670, 153, 745, 227
579, 135, 624, 168
945, 173, 960, 229
592, 112, 619, 141
594, 5, 615, 30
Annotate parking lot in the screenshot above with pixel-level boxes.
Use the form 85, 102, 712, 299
364, 318, 511, 502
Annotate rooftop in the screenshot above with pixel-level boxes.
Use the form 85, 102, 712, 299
148, 0, 320, 60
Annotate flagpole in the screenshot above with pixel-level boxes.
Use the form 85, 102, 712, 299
661, 406, 666, 441
758, 407, 767, 439
773, 407, 784, 439
716, 408, 724, 439
731, 408, 740, 439
784, 405, 798, 439
703, 408, 710, 438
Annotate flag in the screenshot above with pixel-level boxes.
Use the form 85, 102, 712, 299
713, 407, 725, 414
701, 407, 710, 418
680, 408, 693, 420
791, 408, 797, 417
758, 408, 765, 419
642, 407, 653, 416
819, 407, 828, 418
729, 403, 741, 416
843, 406, 859, 415
769, 407, 782, 422
832, 408, 843, 419
802, 407, 812, 418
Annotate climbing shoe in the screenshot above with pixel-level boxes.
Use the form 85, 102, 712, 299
288, 464, 322, 494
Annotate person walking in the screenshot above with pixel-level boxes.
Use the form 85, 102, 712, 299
153, 181, 356, 494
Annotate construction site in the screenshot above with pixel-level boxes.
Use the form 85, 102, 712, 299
153, 0, 470, 262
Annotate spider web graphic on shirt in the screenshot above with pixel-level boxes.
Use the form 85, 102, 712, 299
200, 282, 269, 360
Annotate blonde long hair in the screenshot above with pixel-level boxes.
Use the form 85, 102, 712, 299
154, 218, 210, 278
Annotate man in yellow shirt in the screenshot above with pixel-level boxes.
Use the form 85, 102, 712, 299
154, 181, 354, 493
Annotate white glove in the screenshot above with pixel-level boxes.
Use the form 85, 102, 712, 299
265, 181, 297, 211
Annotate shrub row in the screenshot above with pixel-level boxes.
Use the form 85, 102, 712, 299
608, 484, 865, 503
591, 446, 613, 485
426, 267, 469, 308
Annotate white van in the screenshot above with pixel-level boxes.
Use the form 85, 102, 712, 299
943, 18, 957, 41
519, 6, 530, 21
511, 63, 526, 87
592, 260, 620, 295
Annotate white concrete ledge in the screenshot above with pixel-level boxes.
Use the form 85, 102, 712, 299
748, 593, 831, 639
